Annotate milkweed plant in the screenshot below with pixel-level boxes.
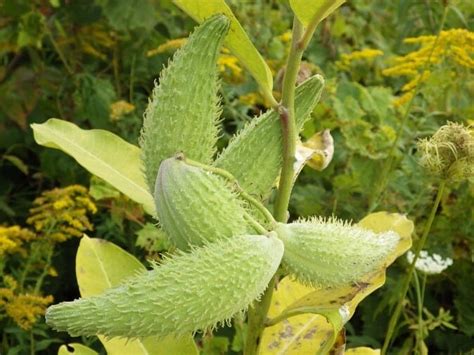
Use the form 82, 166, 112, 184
30, 1, 421, 354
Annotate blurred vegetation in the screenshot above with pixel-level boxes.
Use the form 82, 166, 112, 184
0, 0, 473, 353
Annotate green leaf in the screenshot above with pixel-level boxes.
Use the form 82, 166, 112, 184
261, 212, 413, 353
2, 154, 29, 174
31, 119, 155, 215
97, 0, 157, 32
58, 343, 98, 355
289, 0, 346, 26
173, 0, 273, 95
75, 235, 198, 354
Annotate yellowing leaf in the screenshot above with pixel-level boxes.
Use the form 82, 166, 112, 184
358, 211, 413, 264
75, 235, 198, 355
301, 129, 334, 171
290, 0, 346, 26
31, 119, 155, 215
58, 343, 97, 355
345, 347, 381, 355
261, 212, 413, 353
173, 0, 273, 95
260, 277, 336, 355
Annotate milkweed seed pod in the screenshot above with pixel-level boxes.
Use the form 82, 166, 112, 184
275, 218, 399, 287
140, 15, 230, 192
214, 74, 324, 198
417, 121, 473, 182
46, 235, 284, 338
155, 156, 255, 250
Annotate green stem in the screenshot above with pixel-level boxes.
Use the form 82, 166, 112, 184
413, 270, 424, 351
368, 7, 448, 212
244, 16, 311, 355
34, 244, 54, 294
244, 277, 276, 355
273, 17, 304, 222
382, 180, 446, 354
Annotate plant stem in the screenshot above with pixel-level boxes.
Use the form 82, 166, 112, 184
413, 270, 425, 351
244, 277, 276, 355
382, 180, 446, 354
273, 18, 304, 222
368, 6, 448, 213
244, 17, 308, 355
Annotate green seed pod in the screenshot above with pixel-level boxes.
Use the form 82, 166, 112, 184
155, 156, 254, 250
275, 218, 399, 287
214, 75, 324, 198
140, 15, 230, 192
46, 234, 284, 338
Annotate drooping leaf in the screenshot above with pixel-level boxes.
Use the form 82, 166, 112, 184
75, 235, 198, 354
261, 212, 413, 353
289, 0, 346, 27
31, 119, 155, 214
173, 0, 273, 95
58, 343, 97, 355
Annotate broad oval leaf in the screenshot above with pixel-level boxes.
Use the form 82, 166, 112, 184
58, 343, 97, 355
31, 119, 155, 215
260, 277, 337, 354
261, 212, 413, 353
75, 235, 198, 355
290, 0, 346, 26
173, 0, 273, 95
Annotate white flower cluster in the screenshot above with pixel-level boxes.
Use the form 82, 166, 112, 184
406, 250, 453, 275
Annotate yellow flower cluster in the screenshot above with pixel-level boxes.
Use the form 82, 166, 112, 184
0, 276, 53, 330
383, 28, 474, 107
27, 185, 97, 243
218, 48, 244, 83
0, 225, 35, 257
110, 100, 135, 121
146, 38, 187, 57
337, 48, 384, 70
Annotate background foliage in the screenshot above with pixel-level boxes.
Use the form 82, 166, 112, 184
0, 0, 473, 353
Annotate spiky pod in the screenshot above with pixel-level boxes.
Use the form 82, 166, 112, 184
275, 218, 399, 287
214, 75, 324, 198
46, 235, 284, 338
154, 156, 256, 250
140, 15, 229, 192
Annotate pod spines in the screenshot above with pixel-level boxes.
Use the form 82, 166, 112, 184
140, 15, 230, 192
275, 217, 399, 287
46, 235, 284, 338
154, 157, 255, 250
214, 75, 324, 198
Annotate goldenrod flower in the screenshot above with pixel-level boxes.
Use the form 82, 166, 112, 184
0, 225, 35, 257
336, 48, 384, 70
27, 185, 97, 243
147, 38, 187, 57
110, 100, 135, 121
383, 29, 474, 106
0, 278, 53, 330
218, 52, 244, 83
